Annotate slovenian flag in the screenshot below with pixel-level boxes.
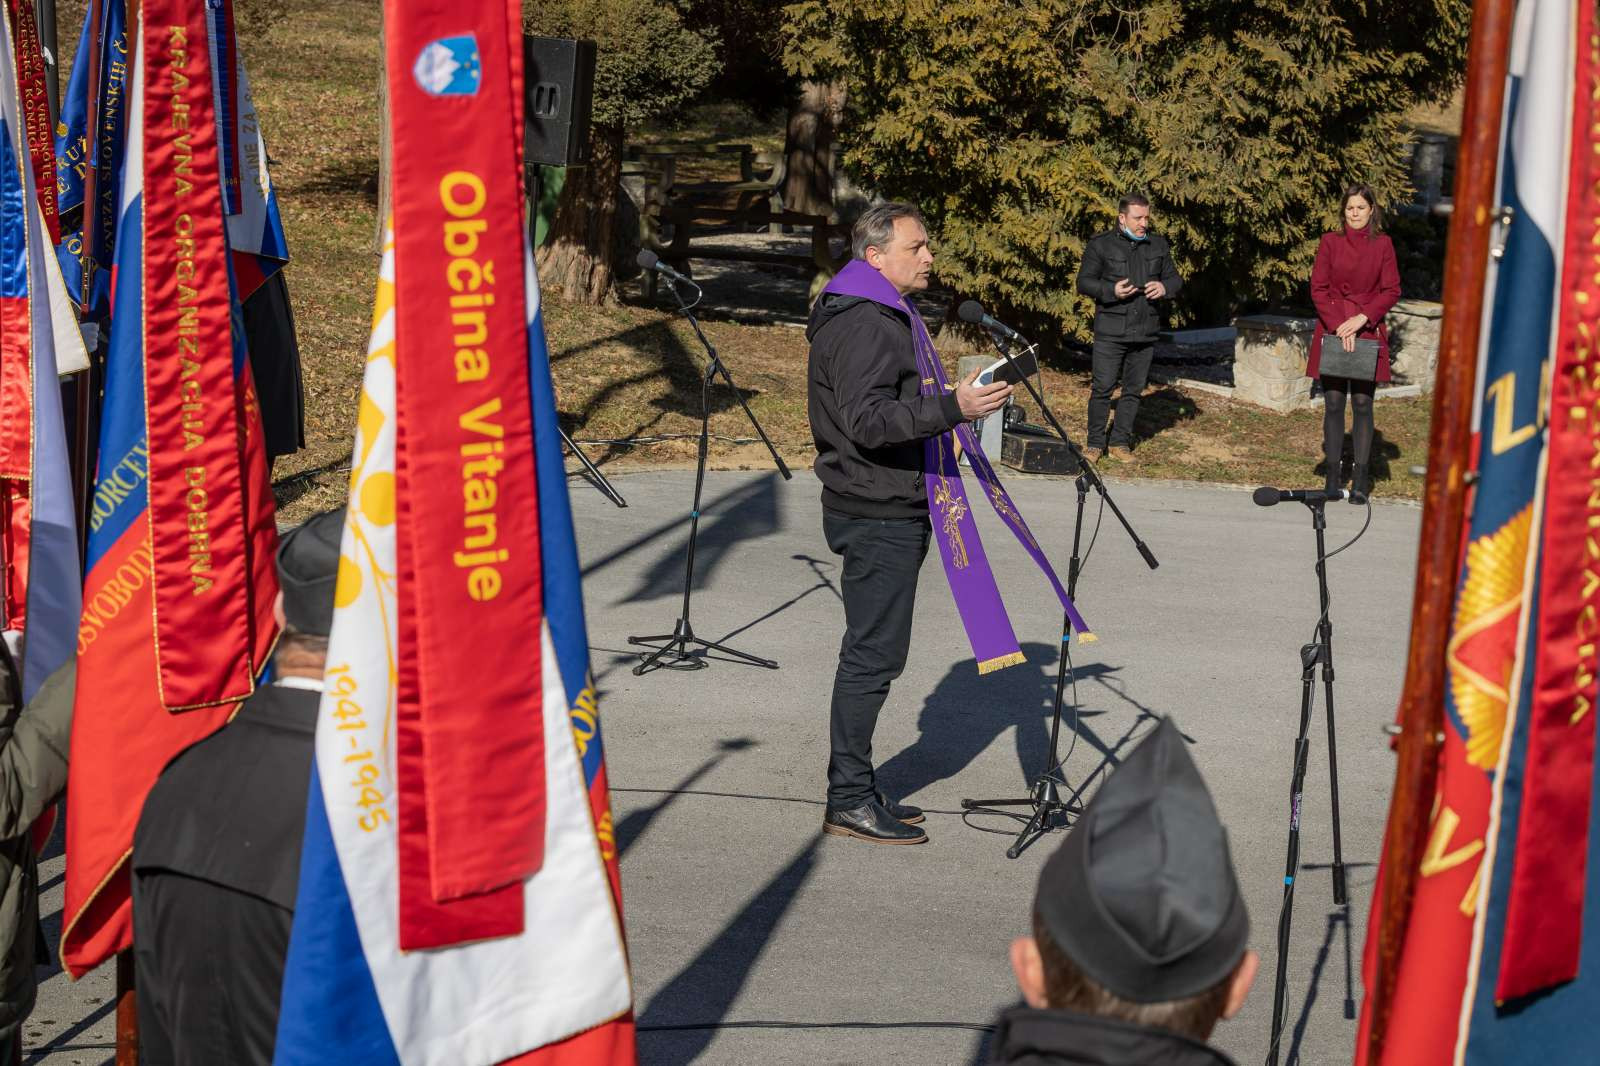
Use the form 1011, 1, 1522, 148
0, 2, 83, 697
272, 3, 632, 1060
52, 0, 129, 318
207, 0, 288, 298
1358, 0, 1600, 1061
54, 0, 285, 312
60, 1, 281, 975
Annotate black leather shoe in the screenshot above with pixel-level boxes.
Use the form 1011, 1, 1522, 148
876, 791, 925, 825
823, 801, 928, 844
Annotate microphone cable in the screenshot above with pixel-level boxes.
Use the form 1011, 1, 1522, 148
1309, 492, 1374, 651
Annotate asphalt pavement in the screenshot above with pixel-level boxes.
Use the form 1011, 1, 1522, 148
28, 466, 1422, 1066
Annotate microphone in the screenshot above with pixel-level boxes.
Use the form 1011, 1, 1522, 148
957, 299, 1023, 341
636, 249, 696, 288
1253, 486, 1350, 507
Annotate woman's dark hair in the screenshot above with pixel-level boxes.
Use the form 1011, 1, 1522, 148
1032, 908, 1235, 1042
1341, 184, 1385, 234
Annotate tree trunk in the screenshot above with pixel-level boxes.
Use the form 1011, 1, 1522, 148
536, 123, 625, 304
783, 80, 844, 217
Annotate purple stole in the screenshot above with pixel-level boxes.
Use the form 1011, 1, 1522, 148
823, 260, 1093, 673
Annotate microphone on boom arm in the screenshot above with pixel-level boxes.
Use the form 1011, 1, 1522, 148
636, 249, 698, 290
1252, 486, 1350, 506
957, 299, 1024, 342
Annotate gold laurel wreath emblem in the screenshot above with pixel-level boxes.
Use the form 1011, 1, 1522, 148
1446, 504, 1534, 770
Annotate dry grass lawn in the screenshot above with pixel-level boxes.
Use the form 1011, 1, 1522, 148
58, 0, 1434, 525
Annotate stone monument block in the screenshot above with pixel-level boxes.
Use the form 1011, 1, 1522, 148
1387, 299, 1443, 391
1233, 314, 1316, 412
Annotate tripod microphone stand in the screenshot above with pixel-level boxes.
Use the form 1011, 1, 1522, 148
959, 329, 1158, 858
1266, 498, 1350, 1066
526, 165, 626, 509
628, 271, 793, 675
559, 425, 628, 508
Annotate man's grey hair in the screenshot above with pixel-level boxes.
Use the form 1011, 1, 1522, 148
851, 202, 926, 260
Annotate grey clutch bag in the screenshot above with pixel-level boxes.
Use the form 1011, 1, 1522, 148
1318, 335, 1380, 380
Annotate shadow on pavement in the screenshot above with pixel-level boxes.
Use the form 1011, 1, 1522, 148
22, 998, 114, 1065
614, 738, 760, 857
583, 472, 784, 604
878, 645, 1165, 806
637, 835, 821, 1066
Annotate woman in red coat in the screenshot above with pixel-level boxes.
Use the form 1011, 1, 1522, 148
1306, 184, 1402, 500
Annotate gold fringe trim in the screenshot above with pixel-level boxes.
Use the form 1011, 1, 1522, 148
977, 651, 1028, 675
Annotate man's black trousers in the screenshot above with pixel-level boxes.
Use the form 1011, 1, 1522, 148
1086, 339, 1155, 450
823, 508, 931, 810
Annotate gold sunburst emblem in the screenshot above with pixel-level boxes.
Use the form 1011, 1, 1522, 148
1446, 504, 1534, 769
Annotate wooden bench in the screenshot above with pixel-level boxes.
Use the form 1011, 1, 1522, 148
624, 141, 847, 301
644, 201, 844, 301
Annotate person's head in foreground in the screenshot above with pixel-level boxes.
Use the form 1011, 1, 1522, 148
272, 508, 344, 675
1008, 717, 1258, 1050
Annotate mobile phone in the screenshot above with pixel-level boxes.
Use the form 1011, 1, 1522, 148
977, 348, 1040, 386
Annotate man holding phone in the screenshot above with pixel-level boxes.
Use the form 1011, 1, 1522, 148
1075, 193, 1183, 460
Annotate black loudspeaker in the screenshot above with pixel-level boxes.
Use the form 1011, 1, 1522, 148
524, 36, 596, 168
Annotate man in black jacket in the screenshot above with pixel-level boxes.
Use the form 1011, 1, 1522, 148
989, 718, 1257, 1065
132, 508, 343, 1065
1074, 194, 1183, 459
806, 202, 1012, 845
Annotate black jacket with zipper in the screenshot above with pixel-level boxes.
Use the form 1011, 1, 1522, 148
1075, 229, 1184, 344
806, 291, 964, 518
987, 1006, 1238, 1066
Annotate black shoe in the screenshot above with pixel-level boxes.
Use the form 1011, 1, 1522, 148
823, 800, 928, 845
876, 791, 925, 825
1324, 464, 1342, 495
1350, 464, 1371, 504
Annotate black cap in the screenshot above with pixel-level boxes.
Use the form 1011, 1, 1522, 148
1034, 718, 1249, 1003
275, 508, 345, 637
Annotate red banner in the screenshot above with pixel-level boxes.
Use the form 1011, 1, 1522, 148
140, 0, 254, 710
6, 0, 58, 243
386, 0, 548, 944
0, 291, 30, 626
1498, 0, 1600, 1000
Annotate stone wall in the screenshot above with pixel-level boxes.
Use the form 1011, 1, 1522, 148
1232, 314, 1316, 412
1387, 299, 1443, 391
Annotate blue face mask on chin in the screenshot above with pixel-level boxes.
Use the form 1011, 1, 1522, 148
1121, 226, 1148, 242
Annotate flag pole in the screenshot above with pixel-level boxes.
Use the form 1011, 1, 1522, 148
77, 0, 106, 314
1362, 0, 1516, 1059
32, 0, 57, 122
114, 0, 140, 1054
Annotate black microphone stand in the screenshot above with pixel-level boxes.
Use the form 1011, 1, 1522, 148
527, 164, 626, 509
960, 328, 1158, 858
1266, 499, 1349, 1066
628, 273, 793, 675
559, 425, 628, 508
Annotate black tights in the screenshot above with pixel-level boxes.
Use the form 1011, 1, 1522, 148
1322, 375, 1375, 479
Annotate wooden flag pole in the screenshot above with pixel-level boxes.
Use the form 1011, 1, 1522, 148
115, 0, 140, 1056
77, 0, 105, 312
1362, 0, 1517, 1059
114, 951, 136, 1066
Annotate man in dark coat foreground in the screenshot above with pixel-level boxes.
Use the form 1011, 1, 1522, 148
989, 718, 1258, 1065
132, 508, 343, 1065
